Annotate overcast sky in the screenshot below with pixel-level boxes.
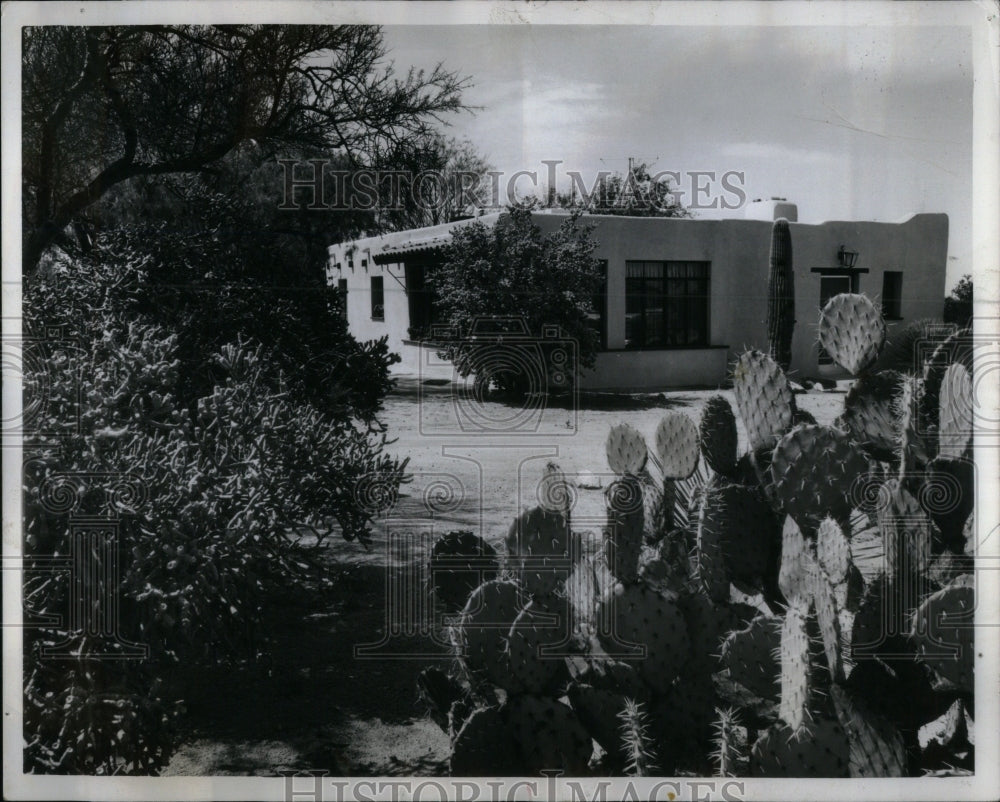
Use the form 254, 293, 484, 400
382, 24, 972, 287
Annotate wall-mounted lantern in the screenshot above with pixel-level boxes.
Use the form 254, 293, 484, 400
837, 245, 859, 269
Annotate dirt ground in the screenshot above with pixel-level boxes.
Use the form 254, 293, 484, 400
165, 376, 853, 776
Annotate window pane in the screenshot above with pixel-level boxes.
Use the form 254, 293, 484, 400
622, 260, 709, 349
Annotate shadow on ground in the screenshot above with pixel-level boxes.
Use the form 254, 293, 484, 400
166, 563, 451, 776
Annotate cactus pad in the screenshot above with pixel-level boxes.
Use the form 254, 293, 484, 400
506, 695, 593, 776
506, 505, 571, 598
732, 350, 794, 451
840, 370, 904, 461
450, 706, 520, 775
910, 579, 974, 693
603, 477, 645, 584
695, 490, 731, 603
778, 515, 815, 608
778, 604, 812, 731
938, 363, 973, 459
606, 423, 648, 476
567, 684, 628, 756
810, 572, 843, 680
720, 615, 782, 700
654, 411, 700, 479
771, 424, 870, 531
456, 579, 523, 687
818, 293, 886, 375
430, 531, 499, 612
923, 456, 974, 550
816, 516, 851, 585
897, 374, 932, 476
699, 395, 740, 476
751, 719, 850, 777
595, 583, 690, 695
830, 684, 907, 777
699, 481, 777, 584
878, 479, 932, 579
506, 600, 569, 695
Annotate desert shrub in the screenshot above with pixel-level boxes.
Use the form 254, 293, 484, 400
426, 203, 603, 397
22, 219, 407, 773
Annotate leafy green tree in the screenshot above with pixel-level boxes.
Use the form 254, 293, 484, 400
376, 134, 495, 229
554, 162, 691, 217
943, 274, 973, 327
426, 202, 603, 396
22, 25, 468, 268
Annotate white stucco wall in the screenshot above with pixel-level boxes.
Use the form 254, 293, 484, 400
328, 211, 949, 390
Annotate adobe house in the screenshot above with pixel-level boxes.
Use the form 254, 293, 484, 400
327, 200, 948, 390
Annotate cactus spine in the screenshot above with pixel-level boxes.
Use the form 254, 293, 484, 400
766, 218, 795, 371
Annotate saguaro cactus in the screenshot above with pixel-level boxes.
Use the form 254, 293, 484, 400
766, 218, 795, 371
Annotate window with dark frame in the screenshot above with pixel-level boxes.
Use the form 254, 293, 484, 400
625, 261, 710, 349
370, 275, 384, 320
882, 271, 903, 319
337, 278, 348, 320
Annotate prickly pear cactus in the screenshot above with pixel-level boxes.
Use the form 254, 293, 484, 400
720, 615, 781, 700
910, 577, 974, 693
506, 600, 569, 695
430, 531, 499, 611
603, 476, 644, 584
766, 218, 795, 371
506, 695, 592, 776
695, 487, 730, 603
732, 349, 794, 452
568, 684, 628, 757
606, 423, 648, 476
938, 363, 973, 459
839, 370, 904, 462
751, 719, 850, 777
923, 455, 974, 548
595, 583, 690, 695
697, 481, 777, 585
699, 395, 740, 477
830, 685, 907, 777
450, 706, 520, 776
506, 505, 571, 598
455, 579, 523, 688
818, 293, 886, 375
896, 374, 931, 477
816, 516, 851, 585
778, 604, 812, 731
778, 515, 815, 608
922, 326, 974, 435
653, 411, 700, 479
877, 479, 933, 582
771, 424, 870, 531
